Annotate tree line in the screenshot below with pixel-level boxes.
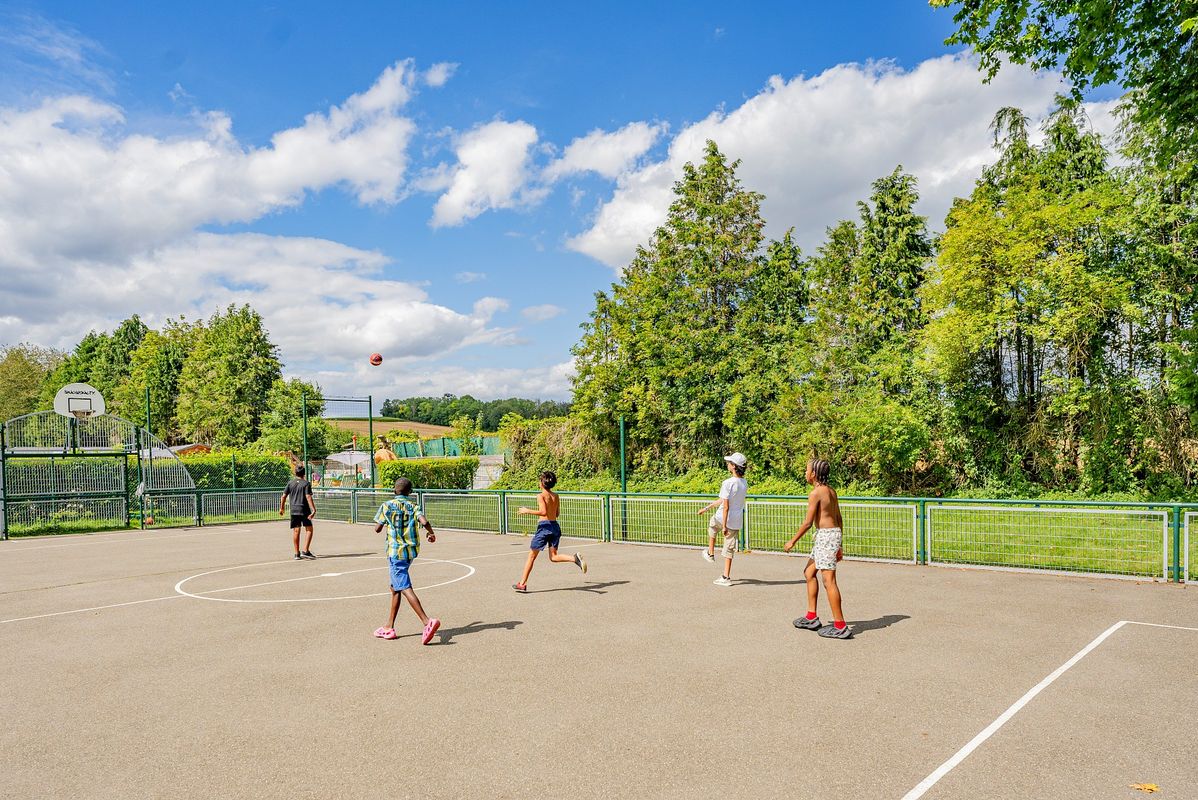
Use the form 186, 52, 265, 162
0, 306, 351, 458
570, 102, 1198, 498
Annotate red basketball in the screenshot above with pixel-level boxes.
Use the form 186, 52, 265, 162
369, 353, 383, 366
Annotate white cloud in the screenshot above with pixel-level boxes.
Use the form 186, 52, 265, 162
424, 62, 458, 87
544, 121, 665, 181
430, 120, 540, 227
568, 54, 1089, 269
0, 61, 518, 399
0, 233, 511, 366
0, 61, 419, 272
333, 360, 576, 401
521, 304, 565, 322
0, 12, 114, 95
454, 271, 487, 284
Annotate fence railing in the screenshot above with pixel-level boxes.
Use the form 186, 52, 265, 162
3, 485, 1194, 583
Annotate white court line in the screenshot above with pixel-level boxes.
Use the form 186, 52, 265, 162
0, 595, 183, 624
1125, 620, 1198, 632
0, 541, 603, 624
902, 619, 1198, 799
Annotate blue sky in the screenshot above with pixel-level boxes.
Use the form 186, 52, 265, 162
0, 2, 1117, 401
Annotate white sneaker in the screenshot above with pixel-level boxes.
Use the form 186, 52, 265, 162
701, 551, 715, 563
713, 576, 733, 587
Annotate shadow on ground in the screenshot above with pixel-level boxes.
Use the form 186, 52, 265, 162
526, 580, 631, 595
735, 578, 807, 587
307, 552, 377, 560
847, 614, 910, 634
393, 620, 524, 644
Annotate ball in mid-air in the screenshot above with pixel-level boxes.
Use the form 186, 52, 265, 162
369, 353, 383, 366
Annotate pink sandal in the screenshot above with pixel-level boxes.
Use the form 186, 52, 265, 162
421, 618, 441, 645
374, 627, 397, 640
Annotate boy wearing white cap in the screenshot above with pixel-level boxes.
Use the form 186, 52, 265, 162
697, 453, 748, 587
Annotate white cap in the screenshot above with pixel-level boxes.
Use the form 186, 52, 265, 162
724, 452, 747, 468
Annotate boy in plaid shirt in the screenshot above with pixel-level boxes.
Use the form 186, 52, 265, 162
372, 478, 441, 644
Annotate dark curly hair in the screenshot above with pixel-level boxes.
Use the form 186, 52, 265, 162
540, 470, 557, 489
808, 459, 830, 485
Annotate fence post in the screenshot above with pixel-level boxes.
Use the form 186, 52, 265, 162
917, 499, 927, 565
602, 493, 611, 542
195, 490, 202, 527
1172, 505, 1182, 583
499, 490, 508, 535
0, 421, 6, 540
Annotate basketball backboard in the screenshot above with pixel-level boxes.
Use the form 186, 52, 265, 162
53, 383, 107, 421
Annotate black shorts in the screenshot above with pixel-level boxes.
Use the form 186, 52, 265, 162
289, 513, 313, 529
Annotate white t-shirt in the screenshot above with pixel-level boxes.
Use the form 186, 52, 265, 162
713, 476, 748, 530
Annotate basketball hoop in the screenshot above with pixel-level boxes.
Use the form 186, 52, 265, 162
69, 409, 94, 422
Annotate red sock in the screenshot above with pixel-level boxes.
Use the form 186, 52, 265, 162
805, 611, 817, 620
834, 620, 846, 630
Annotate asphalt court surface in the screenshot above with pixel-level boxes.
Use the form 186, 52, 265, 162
1, 521, 1194, 799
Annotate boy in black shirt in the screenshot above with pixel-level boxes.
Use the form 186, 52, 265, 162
279, 466, 317, 559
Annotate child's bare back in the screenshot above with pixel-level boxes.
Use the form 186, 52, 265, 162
811, 484, 842, 529
539, 489, 560, 521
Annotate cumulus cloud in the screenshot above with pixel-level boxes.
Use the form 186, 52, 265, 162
0, 60, 419, 271
0, 61, 523, 397
0, 233, 511, 366
521, 304, 565, 322
544, 121, 665, 181
424, 62, 458, 87
430, 120, 540, 227
567, 54, 1116, 269
454, 271, 487, 284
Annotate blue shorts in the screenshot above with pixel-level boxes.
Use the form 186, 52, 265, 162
530, 520, 562, 551
388, 557, 412, 591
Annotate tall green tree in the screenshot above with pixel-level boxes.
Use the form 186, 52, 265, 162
38, 316, 148, 410
573, 141, 808, 470
176, 305, 282, 446
776, 167, 935, 490
112, 318, 200, 441
932, 0, 1198, 158
255, 377, 351, 459
926, 106, 1137, 489
0, 344, 64, 421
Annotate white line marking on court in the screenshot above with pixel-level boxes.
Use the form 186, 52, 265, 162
1125, 620, 1198, 632
0, 595, 183, 624
0, 542, 598, 624
902, 619, 1198, 799
175, 558, 475, 603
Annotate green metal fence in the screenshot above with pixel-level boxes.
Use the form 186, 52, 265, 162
2, 483, 1193, 584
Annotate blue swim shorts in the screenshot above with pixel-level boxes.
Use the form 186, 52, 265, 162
388, 556, 412, 591
530, 520, 562, 551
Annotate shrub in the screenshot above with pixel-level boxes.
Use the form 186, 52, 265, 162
377, 457, 479, 490
182, 452, 292, 489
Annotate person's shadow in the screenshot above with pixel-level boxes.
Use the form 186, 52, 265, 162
846, 614, 910, 634
736, 578, 808, 587
394, 619, 524, 644
527, 580, 631, 595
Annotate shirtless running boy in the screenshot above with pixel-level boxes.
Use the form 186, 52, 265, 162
512, 470, 587, 591
783, 459, 851, 639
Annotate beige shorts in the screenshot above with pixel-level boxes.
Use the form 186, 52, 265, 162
812, 527, 842, 571
708, 516, 739, 558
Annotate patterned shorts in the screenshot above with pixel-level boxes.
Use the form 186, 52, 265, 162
812, 527, 842, 571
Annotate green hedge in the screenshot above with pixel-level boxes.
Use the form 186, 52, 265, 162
181, 452, 293, 489
377, 457, 479, 490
